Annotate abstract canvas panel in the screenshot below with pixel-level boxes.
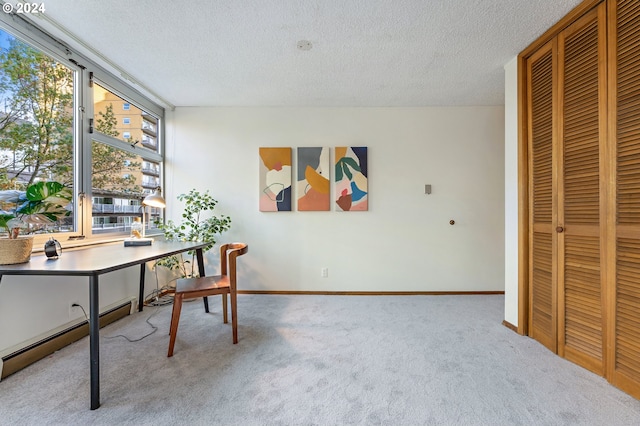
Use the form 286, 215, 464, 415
297, 147, 330, 211
259, 147, 292, 211
335, 146, 368, 211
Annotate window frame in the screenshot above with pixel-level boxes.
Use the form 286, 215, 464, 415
0, 13, 165, 247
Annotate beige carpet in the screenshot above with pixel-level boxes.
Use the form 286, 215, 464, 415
1, 294, 639, 425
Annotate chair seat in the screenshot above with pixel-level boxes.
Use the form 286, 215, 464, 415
176, 275, 229, 293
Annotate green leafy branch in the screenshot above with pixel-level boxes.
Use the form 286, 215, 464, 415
155, 189, 231, 278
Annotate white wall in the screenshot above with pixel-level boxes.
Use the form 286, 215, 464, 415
504, 58, 519, 327
0, 106, 506, 356
0, 264, 161, 354
165, 107, 505, 293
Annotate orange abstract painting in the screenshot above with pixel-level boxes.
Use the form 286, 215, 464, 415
259, 147, 292, 211
297, 147, 330, 211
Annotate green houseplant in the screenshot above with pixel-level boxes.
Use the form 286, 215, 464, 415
156, 189, 231, 278
0, 181, 72, 264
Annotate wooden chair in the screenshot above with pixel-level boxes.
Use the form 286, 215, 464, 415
167, 242, 248, 357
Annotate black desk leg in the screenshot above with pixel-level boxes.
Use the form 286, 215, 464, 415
89, 274, 100, 410
138, 263, 146, 312
196, 248, 210, 312
196, 248, 205, 277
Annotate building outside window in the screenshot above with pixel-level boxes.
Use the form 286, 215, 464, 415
92, 82, 163, 234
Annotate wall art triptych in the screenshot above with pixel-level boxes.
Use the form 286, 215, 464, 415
259, 146, 368, 212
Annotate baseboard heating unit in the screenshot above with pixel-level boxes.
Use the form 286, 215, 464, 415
0, 300, 132, 380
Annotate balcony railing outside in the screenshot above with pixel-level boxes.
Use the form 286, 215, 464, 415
141, 135, 157, 150
142, 120, 157, 134
92, 221, 162, 234
142, 177, 160, 188
141, 166, 160, 176
92, 204, 141, 214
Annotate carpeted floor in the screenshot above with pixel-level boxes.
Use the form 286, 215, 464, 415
1, 294, 639, 425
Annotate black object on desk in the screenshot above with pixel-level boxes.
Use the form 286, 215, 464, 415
123, 238, 153, 246
0, 240, 208, 410
44, 238, 62, 258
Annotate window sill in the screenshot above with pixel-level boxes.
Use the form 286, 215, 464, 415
30, 232, 166, 253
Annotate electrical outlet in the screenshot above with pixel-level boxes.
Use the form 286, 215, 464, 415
321, 267, 328, 278
69, 301, 82, 318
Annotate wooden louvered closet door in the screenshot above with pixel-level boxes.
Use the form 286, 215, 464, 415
523, 0, 640, 399
527, 41, 557, 353
527, 2, 606, 375
557, 4, 606, 375
609, 0, 640, 397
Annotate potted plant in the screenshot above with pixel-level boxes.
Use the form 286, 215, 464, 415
155, 189, 231, 279
0, 181, 72, 264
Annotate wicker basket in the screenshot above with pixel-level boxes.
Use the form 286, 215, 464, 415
0, 236, 34, 265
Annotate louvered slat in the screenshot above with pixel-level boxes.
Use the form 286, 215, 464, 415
532, 232, 553, 343
563, 18, 600, 225
565, 235, 602, 360
532, 51, 554, 225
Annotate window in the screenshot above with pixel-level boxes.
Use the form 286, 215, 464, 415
0, 27, 76, 238
92, 82, 163, 235
0, 17, 164, 242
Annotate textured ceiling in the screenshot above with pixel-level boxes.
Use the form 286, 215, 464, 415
21, 0, 582, 107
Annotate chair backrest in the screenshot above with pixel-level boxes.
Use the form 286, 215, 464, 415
220, 243, 248, 287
